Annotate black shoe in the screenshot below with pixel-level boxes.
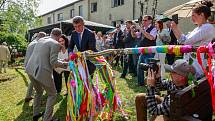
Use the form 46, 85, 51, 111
24, 97, 33, 102
120, 75, 126, 79
114, 63, 118, 67
33, 112, 44, 121
138, 84, 144, 87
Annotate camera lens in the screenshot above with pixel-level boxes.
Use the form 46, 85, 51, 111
139, 62, 159, 72
139, 63, 149, 71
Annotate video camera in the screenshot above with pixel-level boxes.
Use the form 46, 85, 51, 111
139, 58, 159, 72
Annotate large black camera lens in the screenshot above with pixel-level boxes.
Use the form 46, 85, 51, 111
139, 62, 159, 72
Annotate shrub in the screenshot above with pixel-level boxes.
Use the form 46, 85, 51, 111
0, 32, 27, 51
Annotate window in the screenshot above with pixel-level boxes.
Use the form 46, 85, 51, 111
91, 2, 97, 13
57, 13, 63, 21
47, 17, 51, 24
112, 20, 124, 27
79, 5, 83, 16
70, 9, 74, 18
120, 20, 124, 24
210, 11, 215, 21
111, 0, 124, 7
112, 21, 116, 27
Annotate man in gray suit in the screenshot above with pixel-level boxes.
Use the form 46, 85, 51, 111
25, 28, 68, 121
24, 32, 46, 102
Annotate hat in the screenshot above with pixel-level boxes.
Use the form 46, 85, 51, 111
164, 59, 195, 77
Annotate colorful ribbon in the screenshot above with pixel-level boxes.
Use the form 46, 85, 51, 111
67, 44, 215, 117
67, 54, 122, 121
197, 42, 215, 113
127, 45, 193, 55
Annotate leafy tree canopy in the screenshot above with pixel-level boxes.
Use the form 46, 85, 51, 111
0, 0, 41, 35
0, 32, 27, 50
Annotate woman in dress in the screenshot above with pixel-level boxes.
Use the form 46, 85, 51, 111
53, 34, 70, 95
155, 20, 170, 80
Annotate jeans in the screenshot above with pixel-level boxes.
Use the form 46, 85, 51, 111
154, 53, 166, 80
121, 54, 135, 77
166, 54, 175, 65
137, 54, 155, 85
53, 70, 70, 93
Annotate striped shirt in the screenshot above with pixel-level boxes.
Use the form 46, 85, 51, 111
146, 79, 186, 116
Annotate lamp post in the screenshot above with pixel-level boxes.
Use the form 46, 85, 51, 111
138, 0, 144, 26
138, 0, 144, 17
152, 0, 158, 22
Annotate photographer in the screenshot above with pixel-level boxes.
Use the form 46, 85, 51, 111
113, 24, 124, 67
171, 1, 215, 46
135, 59, 195, 121
137, 15, 157, 86
120, 20, 137, 78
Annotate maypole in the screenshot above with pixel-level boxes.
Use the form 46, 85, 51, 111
67, 44, 215, 120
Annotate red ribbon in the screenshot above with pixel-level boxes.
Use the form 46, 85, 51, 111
197, 43, 215, 113
167, 45, 174, 54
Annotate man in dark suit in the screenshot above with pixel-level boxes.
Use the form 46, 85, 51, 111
69, 16, 97, 75
166, 21, 177, 65
113, 24, 124, 67
120, 20, 136, 78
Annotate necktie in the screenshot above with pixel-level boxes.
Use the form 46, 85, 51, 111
77, 32, 81, 47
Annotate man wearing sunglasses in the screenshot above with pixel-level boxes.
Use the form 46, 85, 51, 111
137, 15, 157, 86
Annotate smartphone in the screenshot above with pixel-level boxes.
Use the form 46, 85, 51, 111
172, 14, 178, 24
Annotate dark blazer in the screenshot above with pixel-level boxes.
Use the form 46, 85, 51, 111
113, 30, 124, 48
69, 28, 97, 52
169, 29, 177, 45
69, 28, 97, 75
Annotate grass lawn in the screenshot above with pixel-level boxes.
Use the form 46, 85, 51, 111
0, 66, 144, 121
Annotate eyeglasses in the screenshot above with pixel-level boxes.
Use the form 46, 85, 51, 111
142, 19, 148, 22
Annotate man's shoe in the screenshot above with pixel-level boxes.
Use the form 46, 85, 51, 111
33, 112, 44, 121
24, 97, 33, 102
138, 84, 144, 87
120, 75, 126, 79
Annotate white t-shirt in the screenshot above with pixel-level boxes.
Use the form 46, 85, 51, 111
179, 23, 215, 46
54, 49, 69, 73
156, 29, 170, 46
58, 49, 69, 60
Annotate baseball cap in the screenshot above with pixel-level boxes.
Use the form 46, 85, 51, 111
164, 59, 195, 77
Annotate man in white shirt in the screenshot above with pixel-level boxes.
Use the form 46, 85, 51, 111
137, 15, 157, 86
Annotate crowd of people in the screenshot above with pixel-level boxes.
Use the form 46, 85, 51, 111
21, 1, 215, 121
135, 1, 215, 121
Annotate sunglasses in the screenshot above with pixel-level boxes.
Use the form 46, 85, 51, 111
142, 19, 148, 21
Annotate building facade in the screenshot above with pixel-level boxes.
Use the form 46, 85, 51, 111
40, 0, 197, 33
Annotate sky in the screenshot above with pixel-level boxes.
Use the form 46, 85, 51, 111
37, 0, 78, 16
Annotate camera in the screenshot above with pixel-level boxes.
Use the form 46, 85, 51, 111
139, 58, 159, 72
172, 14, 178, 24
131, 25, 137, 32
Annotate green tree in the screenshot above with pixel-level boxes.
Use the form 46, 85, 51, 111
0, 0, 41, 35
0, 32, 27, 50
